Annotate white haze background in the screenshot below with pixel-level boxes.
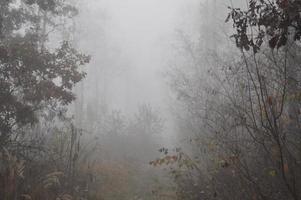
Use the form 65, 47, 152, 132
75, 0, 202, 113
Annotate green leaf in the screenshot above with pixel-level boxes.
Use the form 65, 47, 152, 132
269, 169, 277, 177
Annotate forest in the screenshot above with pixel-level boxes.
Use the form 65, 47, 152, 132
0, 0, 301, 199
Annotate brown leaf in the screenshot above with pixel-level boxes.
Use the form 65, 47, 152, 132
267, 96, 273, 105
283, 163, 289, 173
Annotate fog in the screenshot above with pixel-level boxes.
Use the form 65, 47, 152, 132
3, 0, 299, 199
74, 0, 201, 114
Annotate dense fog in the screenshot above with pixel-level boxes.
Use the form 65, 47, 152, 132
1, 0, 301, 199
73, 0, 200, 115
71, 0, 204, 144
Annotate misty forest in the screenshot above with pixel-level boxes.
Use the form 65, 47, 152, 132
1, 0, 301, 199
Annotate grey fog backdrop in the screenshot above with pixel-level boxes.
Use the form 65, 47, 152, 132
2, 0, 300, 199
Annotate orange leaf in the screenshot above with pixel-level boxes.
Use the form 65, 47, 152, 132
283, 163, 289, 173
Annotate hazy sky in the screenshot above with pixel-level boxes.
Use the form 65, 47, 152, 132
74, 0, 202, 116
